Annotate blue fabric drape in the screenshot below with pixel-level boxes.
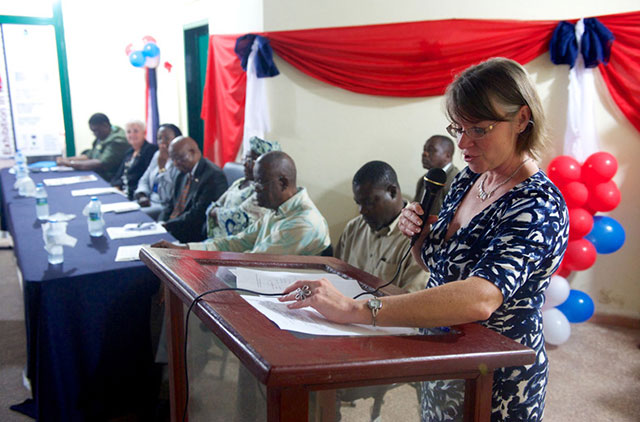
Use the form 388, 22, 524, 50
549, 18, 614, 68
235, 34, 280, 77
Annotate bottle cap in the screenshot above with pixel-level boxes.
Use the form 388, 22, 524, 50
37, 182, 44, 187
91, 196, 98, 201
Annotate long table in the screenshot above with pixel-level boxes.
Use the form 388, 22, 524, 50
1, 168, 175, 421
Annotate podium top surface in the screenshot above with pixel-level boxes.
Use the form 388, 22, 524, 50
141, 247, 535, 389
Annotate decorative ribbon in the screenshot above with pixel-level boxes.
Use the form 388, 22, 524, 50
550, 18, 614, 68
235, 34, 280, 78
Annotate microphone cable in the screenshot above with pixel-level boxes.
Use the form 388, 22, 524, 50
181, 287, 285, 422
352, 242, 413, 299
180, 240, 419, 420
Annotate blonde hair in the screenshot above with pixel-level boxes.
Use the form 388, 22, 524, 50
125, 120, 146, 132
445, 57, 548, 160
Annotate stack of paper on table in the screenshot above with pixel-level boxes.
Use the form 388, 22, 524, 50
43, 174, 98, 186
115, 244, 149, 262
101, 202, 141, 213
71, 187, 124, 197
106, 222, 167, 239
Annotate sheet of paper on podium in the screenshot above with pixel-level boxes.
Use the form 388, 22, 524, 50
243, 296, 418, 336
235, 267, 367, 298
236, 268, 414, 336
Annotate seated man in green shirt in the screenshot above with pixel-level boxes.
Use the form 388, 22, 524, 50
336, 160, 428, 293
152, 151, 331, 256
56, 113, 129, 181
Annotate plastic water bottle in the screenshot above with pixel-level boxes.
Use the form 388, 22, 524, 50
14, 150, 27, 179
46, 219, 64, 264
87, 197, 104, 237
35, 183, 50, 221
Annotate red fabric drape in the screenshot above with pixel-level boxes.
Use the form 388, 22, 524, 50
598, 11, 640, 133
201, 12, 640, 165
201, 35, 246, 166
266, 19, 557, 97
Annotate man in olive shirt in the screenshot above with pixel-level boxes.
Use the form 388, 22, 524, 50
56, 113, 129, 181
336, 161, 427, 293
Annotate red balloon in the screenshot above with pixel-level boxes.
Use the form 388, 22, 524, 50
564, 238, 597, 271
547, 156, 581, 187
555, 263, 572, 278
581, 152, 618, 186
586, 180, 621, 212
568, 208, 594, 240
561, 181, 588, 208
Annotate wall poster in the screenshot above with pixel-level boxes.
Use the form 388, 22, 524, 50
1, 24, 65, 159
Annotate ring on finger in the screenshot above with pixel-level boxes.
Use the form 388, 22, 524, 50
294, 285, 312, 301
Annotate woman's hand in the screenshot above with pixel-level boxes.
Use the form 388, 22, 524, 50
399, 202, 429, 237
278, 279, 367, 325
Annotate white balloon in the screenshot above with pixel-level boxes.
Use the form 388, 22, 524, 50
144, 55, 161, 69
543, 275, 570, 310
543, 308, 571, 345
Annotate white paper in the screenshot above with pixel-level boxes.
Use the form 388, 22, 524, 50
43, 174, 98, 186
235, 268, 367, 298
243, 296, 418, 336
115, 244, 149, 262
106, 222, 167, 240
71, 187, 124, 197
101, 202, 141, 213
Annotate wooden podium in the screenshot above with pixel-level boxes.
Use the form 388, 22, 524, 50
141, 248, 535, 422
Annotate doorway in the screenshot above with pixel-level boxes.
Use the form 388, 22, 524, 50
184, 24, 209, 151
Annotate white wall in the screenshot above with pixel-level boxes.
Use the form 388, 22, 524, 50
60, 0, 640, 318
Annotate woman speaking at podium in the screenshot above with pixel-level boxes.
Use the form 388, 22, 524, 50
281, 58, 569, 422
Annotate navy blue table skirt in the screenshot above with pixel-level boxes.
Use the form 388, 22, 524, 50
2, 168, 175, 421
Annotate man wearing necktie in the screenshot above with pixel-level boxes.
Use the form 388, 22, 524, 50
159, 136, 227, 242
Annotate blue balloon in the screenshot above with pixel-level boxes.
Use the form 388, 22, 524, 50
142, 42, 160, 58
129, 51, 146, 67
585, 216, 625, 254
557, 290, 594, 323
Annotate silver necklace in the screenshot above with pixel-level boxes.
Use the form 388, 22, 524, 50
477, 158, 532, 202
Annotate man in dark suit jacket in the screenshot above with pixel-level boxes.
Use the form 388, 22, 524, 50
159, 136, 228, 242
414, 135, 459, 216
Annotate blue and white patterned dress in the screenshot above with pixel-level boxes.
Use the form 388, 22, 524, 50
420, 167, 569, 422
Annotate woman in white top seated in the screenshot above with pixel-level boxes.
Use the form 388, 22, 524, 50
205, 136, 281, 240
134, 124, 182, 220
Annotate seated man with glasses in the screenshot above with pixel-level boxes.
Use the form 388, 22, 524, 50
414, 135, 459, 216
158, 136, 228, 242
153, 150, 331, 256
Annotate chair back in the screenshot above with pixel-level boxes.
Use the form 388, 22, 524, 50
222, 162, 245, 186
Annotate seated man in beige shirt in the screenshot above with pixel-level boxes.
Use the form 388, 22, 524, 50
335, 160, 428, 293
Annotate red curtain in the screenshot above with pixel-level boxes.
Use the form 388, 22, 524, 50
201, 12, 640, 165
201, 35, 246, 166
266, 19, 557, 97
598, 11, 640, 133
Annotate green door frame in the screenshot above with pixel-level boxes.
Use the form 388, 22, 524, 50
184, 23, 209, 151
0, 1, 75, 156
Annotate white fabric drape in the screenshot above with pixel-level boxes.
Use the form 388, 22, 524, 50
241, 39, 271, 156
563, 19, 600, 162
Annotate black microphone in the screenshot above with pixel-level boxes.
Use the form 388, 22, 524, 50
410, 167, 447, 247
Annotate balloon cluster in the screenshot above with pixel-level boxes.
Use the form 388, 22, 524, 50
542, 152, 625, 345
126, 36, 161, 69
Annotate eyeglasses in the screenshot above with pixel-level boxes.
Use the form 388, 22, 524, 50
446, 121, 502, 140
